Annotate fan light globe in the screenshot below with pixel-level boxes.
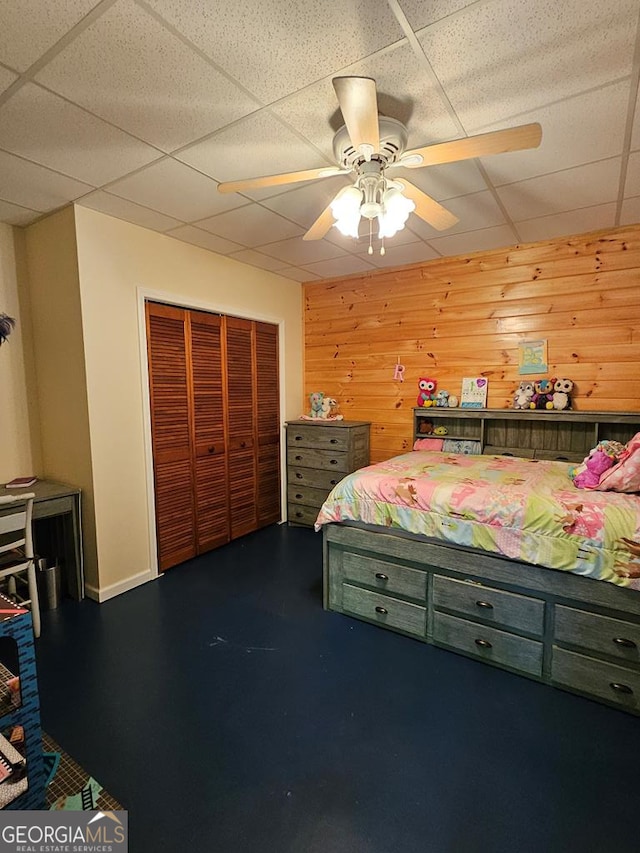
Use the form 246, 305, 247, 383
331, 186, 362, 237
379, 186, 415, 238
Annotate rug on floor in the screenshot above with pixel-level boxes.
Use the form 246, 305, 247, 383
42, 732, 123, 811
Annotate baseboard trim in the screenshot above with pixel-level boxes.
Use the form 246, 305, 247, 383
85, 569, 157, 603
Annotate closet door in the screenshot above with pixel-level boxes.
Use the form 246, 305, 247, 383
255, 321, 281, 527
225, 316, 257, 539
146, 303, 196, 570
190, 310, 230, 552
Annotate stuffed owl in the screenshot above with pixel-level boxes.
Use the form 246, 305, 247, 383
417, 377, 437, 407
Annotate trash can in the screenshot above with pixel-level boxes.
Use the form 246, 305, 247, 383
36, 557, 61, 611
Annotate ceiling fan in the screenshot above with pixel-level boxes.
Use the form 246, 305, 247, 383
217, 77, 542, 250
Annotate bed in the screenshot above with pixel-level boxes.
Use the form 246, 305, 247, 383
318, 411, 640, 715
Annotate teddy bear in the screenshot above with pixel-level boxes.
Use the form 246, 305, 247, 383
532, 378, 554, 410
417, 377, 437, 407
552, 378, 574, 411
513, 381, 535, 410
309, 391, 324, 418
573, 449, 616, 489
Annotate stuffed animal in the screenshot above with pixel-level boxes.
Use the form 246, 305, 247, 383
309, 391, 324, 418
552, 378, 574, 411
435, 390, 450, 407
532, 378, 554, 410
573, 449, 615, 489
319, 396, 343, 420
513, 381, 535, 410
417, 378, 437, 408
448, 394, 459, 408
433, 425, 448, 436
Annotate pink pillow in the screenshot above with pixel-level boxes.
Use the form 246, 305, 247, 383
597, 432, 640, 493
413, 438, 444, 451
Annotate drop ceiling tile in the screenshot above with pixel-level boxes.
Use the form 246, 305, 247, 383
0, 198, 40, 226
35, 0, 260, 152
228, 249, 291, 272
271, 42, 461, 164
427, 224, 517, 257
258, 236, 347, 266
0, 149, 92, 211
166, 225, 244, 254
260, 177, 350, 228
407, 190, 506, 240
196, 204, 303, 247
0, 84, 161, 186
106, 158, 247, 222
176, 110, 330, 201
0, 66, 18, 95
302, 255, 377, 279
497, 158, 621, 222
418, 0, 638, 131
77, 190, 183, 231
146, 0, 404, 103
355, 240, 440, 267
398, 0, 480, 30
624, 151, 640, 197
275, 266, 321, 282
392, 160, 486, 202
516, 203, 617, 243
620, 195, 640, 226
326, 223, 423, 253
480, 82, 629, 187
0, 0, 100, 72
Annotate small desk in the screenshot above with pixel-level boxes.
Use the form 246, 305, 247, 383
0, 482, 83, 601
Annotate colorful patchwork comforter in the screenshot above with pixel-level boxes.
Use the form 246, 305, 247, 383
314, 451, 640, 590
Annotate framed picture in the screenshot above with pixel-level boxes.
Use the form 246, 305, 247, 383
460, 377, 488, 408
518, 339, 548, 375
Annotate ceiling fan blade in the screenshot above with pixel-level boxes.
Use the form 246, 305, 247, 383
303, 202, 336, 241
395, 179, 458, 231
400, 122, 542, 169
217, 166, 345, 194
333, 76, 380, 154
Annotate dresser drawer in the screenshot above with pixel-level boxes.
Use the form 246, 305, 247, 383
433, 575, 545, 636
552, 647, 640, 711
287, 484, 330, 508
344, 553, 427, 601
288, 447, 350, 472
433, 612, 543, 677
287, 466, 343, 492
555, 606, 640, 663
287, 503, 320, 526
342, 584, 426, 638
287, 427, 350, 451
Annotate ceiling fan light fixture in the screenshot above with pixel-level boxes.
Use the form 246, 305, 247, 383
378, 185, 415, 238
331, 185, 362, 237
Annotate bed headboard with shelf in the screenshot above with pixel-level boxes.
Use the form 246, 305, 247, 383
413, 408, 640, 462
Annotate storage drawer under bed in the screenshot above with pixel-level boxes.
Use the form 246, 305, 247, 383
343, 553, 427, 601
342, 584, 427, 638
551, 647, 640, 711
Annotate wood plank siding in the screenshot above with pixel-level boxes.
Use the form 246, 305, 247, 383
303, 226, 640, 463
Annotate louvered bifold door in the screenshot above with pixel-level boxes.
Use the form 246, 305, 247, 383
189, 310, 230, 553
146, 302, 196, 570
224, 316, 257, 539
255, 321, 281, 527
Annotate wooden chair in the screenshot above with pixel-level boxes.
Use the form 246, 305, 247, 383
0, 494, 40, 638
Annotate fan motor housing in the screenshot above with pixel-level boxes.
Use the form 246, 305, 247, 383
333, 116, 408, 171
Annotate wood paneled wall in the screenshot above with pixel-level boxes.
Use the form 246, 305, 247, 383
304, 225, 640, 463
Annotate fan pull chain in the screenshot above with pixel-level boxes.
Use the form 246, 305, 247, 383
380, 237, 385, 256
368, 220, 373, 254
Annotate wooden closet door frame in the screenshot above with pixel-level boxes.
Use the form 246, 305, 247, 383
137, 289, 287, 579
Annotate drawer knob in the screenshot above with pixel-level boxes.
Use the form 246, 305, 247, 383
375, 572, 389, 581
330, 459, 338, 465
330, 438, 338, 444
295, 511, 303, 518
295, 435, 302, 441
610, 682, 634, 695
295, 493, 303, 499
474, 638, 492, 649
295, 455, 302, 461
330, 479, 338, 485
613, 637, 637, 649
375, 606, 388, 615
476, 600, 494, 610
295, 473, 303, 479
208, 445, 215, 453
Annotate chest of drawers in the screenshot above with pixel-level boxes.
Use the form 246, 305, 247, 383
285, 420, 370, 527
